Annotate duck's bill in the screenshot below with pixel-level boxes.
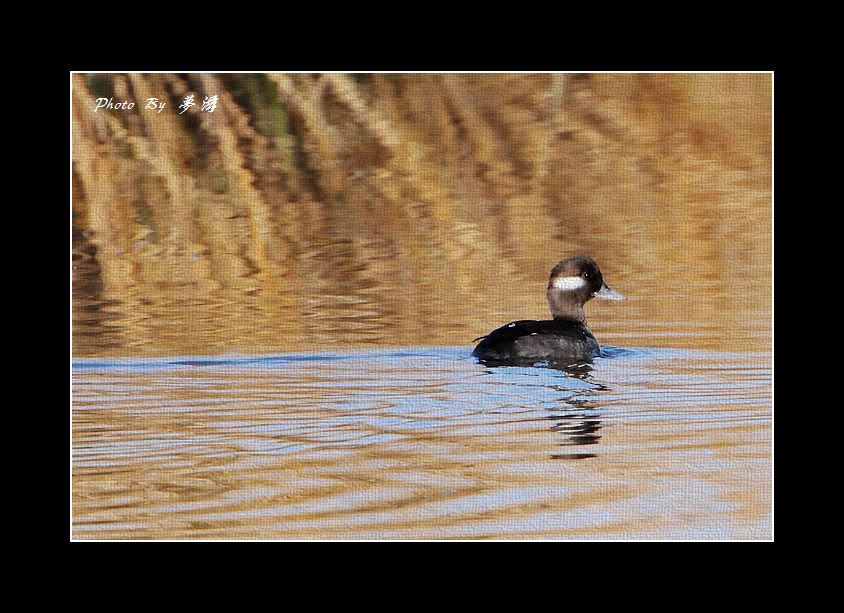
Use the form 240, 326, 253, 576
594, 283, 625, 301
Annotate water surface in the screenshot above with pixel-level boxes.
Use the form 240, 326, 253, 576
71, 72, 772, 539
72, 346, 771, 539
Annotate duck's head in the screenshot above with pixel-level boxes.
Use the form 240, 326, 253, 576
546, 255, 624, 322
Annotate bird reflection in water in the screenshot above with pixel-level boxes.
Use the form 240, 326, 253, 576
541, 362, 605, 460
483, 360, 606, 460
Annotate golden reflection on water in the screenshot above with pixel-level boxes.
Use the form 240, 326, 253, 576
73, 207, 771, 358
72, 73, 771, 358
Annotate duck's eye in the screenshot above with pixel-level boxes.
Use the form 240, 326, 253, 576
582, 272, 590, 279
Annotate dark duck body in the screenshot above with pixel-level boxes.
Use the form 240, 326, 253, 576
472, 256, 624, 365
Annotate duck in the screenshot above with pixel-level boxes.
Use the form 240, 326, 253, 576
472, 255, 624, 365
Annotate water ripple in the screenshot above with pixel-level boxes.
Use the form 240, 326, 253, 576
72, 345, 771, 539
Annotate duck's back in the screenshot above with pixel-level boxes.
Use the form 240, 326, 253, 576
472, 318, 599, 364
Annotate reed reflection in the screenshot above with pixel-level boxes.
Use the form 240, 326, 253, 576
72, 73, 771, 358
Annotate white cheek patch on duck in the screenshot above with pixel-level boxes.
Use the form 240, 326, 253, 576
552, 276, 588, 291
